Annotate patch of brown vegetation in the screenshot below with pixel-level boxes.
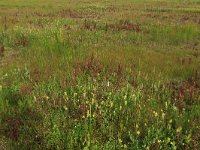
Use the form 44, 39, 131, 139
105, 5, 117, 12
59, 9, 82, 18
150, 142, 159, 150
30, 69, 41, 83
0, 44, 5, 57
178, 57, 193, 65
5, 118, 21, 141
19, 83, 33, 96
33, 12, 44, 17
60, 79, 68, 89
63, 24, 71, 30
82, 20, 97, 31
145, 11, 200, 25
74, 54, 103, 77
145, 13, 159, 19
108, 20, 141, 32
59, 9, 100, 19
180, 14, 200, 24
187, 42, 200, 51
170, 75, 200, 111
15, 37, 29, 47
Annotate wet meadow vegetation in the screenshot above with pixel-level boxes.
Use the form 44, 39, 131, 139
0, 0, 200, 149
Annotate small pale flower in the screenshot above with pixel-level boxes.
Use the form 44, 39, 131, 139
176, 127, 182, 133
173, 105, 178, 111
167, 137, 171, 143
110, 101, 113, 108
154, 112, 158, 117
44, 94, 49, 100
118, 138, 122, 144
165, 101, 168, 108
92, 98, 95, 105
124, 95, 127, 99
33, 96, 37, 102
87, 110, 90, 118
153, 111, 158, 117
92, 113, 96, 118
162, 112, 165, 119
107, 81, 110, 87
63, 106, 68, 111
136, 130, 140, 135
125, 100, 127, 106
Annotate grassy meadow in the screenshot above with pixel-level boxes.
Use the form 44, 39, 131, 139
0, 0, 200, 149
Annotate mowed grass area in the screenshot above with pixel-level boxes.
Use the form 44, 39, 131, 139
0, 0, 200, 149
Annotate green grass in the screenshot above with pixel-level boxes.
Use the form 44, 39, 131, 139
0, 0, 200, 149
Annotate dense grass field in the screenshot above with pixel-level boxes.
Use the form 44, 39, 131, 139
0, 0, 200, 149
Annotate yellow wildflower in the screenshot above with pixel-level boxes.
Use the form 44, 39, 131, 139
33, 96, 37, 102
137, 130, 140, 135
125, 100, 127, 106
176, 126, 182, 133
118, 138, 122, 144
